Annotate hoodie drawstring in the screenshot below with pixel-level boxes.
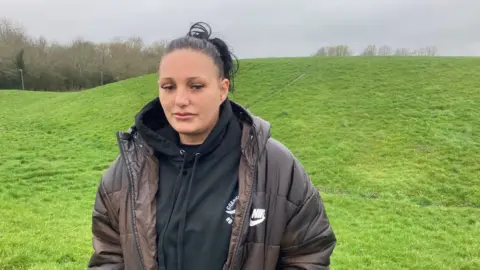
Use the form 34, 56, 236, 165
159, 150, 187, 270
177, 152, 200, 270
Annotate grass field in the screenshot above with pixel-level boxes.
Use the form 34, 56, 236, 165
1, 56, 479, 269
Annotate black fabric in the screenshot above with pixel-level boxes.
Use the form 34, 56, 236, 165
135, 97, 241, 270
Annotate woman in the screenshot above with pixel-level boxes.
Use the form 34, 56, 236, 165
88, 22, 336, 270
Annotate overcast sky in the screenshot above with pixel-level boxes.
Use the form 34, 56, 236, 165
1, 0, 479, 58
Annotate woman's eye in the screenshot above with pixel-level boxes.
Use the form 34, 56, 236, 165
191, 84, 204, 90
161, 84, 174, 91
191, 83, 203, 90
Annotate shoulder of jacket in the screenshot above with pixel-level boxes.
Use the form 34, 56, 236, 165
264, 138, 316, 207
100, 154, 128, 195
265, 137, 302, 170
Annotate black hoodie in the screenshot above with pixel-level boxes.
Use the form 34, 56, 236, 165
135, 97, 242, 270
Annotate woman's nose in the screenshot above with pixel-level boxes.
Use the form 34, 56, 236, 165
174, 88, 190, 106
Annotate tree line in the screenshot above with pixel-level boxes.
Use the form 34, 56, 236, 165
2, 18, 442, 92
0, 18, 166, 91
313, 44, 438, 57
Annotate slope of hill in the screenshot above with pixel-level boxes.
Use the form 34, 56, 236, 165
1, 56, 479, 269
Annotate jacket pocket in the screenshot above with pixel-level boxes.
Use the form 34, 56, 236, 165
242, 242, 280, 270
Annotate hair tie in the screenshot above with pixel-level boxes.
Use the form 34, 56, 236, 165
187, 22, 212, 40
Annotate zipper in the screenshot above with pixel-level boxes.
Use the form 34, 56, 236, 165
230, 132, 257, 270
117, 131, 146, 270
231, 167, 256, 270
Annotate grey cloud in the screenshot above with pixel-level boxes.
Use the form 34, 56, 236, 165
1, 0, 479, 57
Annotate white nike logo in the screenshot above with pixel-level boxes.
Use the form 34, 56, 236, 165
225, 209, 235, 215
249, 208, 266, 227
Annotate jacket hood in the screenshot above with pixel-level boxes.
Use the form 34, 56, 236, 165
133, 97, 272, 161
230, 101, 271, 162
134, 97, 241, 161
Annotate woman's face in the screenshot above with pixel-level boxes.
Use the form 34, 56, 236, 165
158, 49, 229, 145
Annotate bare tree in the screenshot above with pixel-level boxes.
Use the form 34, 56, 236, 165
378, 45, 393, 56
423, 46, 438, 56
334, 45, 352, 56
313, 45, 351, 56
361, 45, 377, 56
313, 44, 439, 57
314, 47, 327, 56
0, 18, 27, 89
394, 48, 410, 56
0, 17, 167, 91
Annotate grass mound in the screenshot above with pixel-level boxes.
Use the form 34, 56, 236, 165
1, 56, 479, 269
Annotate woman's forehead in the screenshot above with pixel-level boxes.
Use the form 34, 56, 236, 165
159, 50, 217, 76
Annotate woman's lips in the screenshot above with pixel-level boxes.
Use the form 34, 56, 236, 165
174, 113, 195, 120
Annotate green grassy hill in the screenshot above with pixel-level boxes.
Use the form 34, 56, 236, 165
1, 56, 479, 269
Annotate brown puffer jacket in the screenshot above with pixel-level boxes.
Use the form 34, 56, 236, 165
87, 101, 336, 270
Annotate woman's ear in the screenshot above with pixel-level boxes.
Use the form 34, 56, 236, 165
220, 78, 230, 102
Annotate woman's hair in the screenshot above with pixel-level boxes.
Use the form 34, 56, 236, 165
165, 22, 239, 92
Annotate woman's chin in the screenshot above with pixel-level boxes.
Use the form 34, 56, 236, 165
173, 124, 200, 136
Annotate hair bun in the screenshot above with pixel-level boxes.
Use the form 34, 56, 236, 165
169, 21, 239, 92
187, 22, 212, 40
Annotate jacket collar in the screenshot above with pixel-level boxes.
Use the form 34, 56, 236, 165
124, 99, 271, 166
